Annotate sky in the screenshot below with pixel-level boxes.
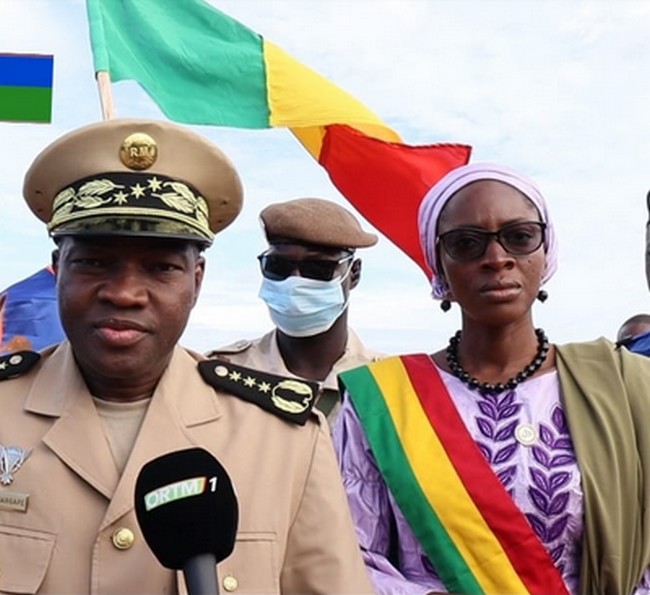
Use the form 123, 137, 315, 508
1, 0, 650, 354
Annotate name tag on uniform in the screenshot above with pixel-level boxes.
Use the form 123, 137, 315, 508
0, 490, 29, 512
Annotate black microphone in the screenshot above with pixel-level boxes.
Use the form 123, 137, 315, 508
134, 448, 239, 594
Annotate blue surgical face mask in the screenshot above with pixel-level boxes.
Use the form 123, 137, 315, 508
259, 266, 351, 338
620, 330, 650, 356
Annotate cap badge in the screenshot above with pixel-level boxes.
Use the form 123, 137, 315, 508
0, 444, 31, 486
119, 132, 158, 170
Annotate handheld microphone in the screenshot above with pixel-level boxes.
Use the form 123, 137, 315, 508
134, 448, 239, 594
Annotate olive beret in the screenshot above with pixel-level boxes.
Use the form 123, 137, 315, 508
260, 198, 377, 249
23, 119, 243, 246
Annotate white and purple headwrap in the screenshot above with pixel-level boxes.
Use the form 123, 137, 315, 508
417, 163, 558, 300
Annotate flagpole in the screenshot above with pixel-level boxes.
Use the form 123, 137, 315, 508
96, 71, 115, 120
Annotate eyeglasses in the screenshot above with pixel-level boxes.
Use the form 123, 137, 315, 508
257, 252, 353, 281
437, 221, 546, 262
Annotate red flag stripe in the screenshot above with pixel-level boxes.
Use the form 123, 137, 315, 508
319, 124, 471, 279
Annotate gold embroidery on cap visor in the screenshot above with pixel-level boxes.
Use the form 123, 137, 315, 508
47, 173, 213, 244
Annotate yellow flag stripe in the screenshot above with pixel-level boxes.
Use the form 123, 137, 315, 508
263, 39, 400, 159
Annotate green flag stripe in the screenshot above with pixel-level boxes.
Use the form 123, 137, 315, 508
86, 0, 270, 127
340, 365, 484, 594
0, 86, 52, 122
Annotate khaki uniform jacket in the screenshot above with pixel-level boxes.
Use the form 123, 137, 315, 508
208, 330, 384, 426
0, 343, 372, 595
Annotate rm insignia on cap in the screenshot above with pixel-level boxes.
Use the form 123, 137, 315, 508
0, 351, 40, 381
119, 132, 158, 170
198, 359, 320, 425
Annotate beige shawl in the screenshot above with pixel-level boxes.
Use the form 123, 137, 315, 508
557, 339, 650, 594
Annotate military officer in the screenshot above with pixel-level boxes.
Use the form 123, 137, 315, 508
207, 198, 384, 426
0, 119, 372, 594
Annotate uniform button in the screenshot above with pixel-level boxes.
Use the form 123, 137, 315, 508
112, 527, 135, 550
223, 575, 238, 592
215, 365, 229, 377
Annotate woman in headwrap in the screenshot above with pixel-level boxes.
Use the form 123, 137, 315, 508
333, 163, 650, 594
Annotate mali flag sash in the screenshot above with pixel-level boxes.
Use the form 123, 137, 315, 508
339, 354, 568, 595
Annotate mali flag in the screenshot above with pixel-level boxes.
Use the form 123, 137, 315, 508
86, 0, 471, 277
0, 53, 53, 123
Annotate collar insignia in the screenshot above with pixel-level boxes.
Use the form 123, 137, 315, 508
0, 445, 31, 486
199, 359, 320, 425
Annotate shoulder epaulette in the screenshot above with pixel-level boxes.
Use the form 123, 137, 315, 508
198, 359, 320, 426
0, 350, 41, 381
205, 339, 252, 358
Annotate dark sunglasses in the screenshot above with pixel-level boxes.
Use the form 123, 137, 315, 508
257, 252, 353, 281
437, 221, 546, 262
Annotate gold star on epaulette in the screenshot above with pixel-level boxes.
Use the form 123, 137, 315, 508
198, 359, 321, 426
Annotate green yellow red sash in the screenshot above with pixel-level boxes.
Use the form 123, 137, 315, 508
339, 354, 568, 595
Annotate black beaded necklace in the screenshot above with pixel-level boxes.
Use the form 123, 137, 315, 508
446, 328, 550, 395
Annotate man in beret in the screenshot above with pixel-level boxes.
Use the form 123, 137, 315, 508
207, 198, 384, 426
0, 120, 372, 594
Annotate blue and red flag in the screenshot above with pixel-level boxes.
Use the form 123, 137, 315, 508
0, 267, 64, 354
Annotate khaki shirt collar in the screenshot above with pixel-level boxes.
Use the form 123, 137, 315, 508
24, 342, 221, 425
262, 328, 382, 391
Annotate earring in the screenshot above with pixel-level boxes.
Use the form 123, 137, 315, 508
440, 299, 451, 312
537, 290, 548, 303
